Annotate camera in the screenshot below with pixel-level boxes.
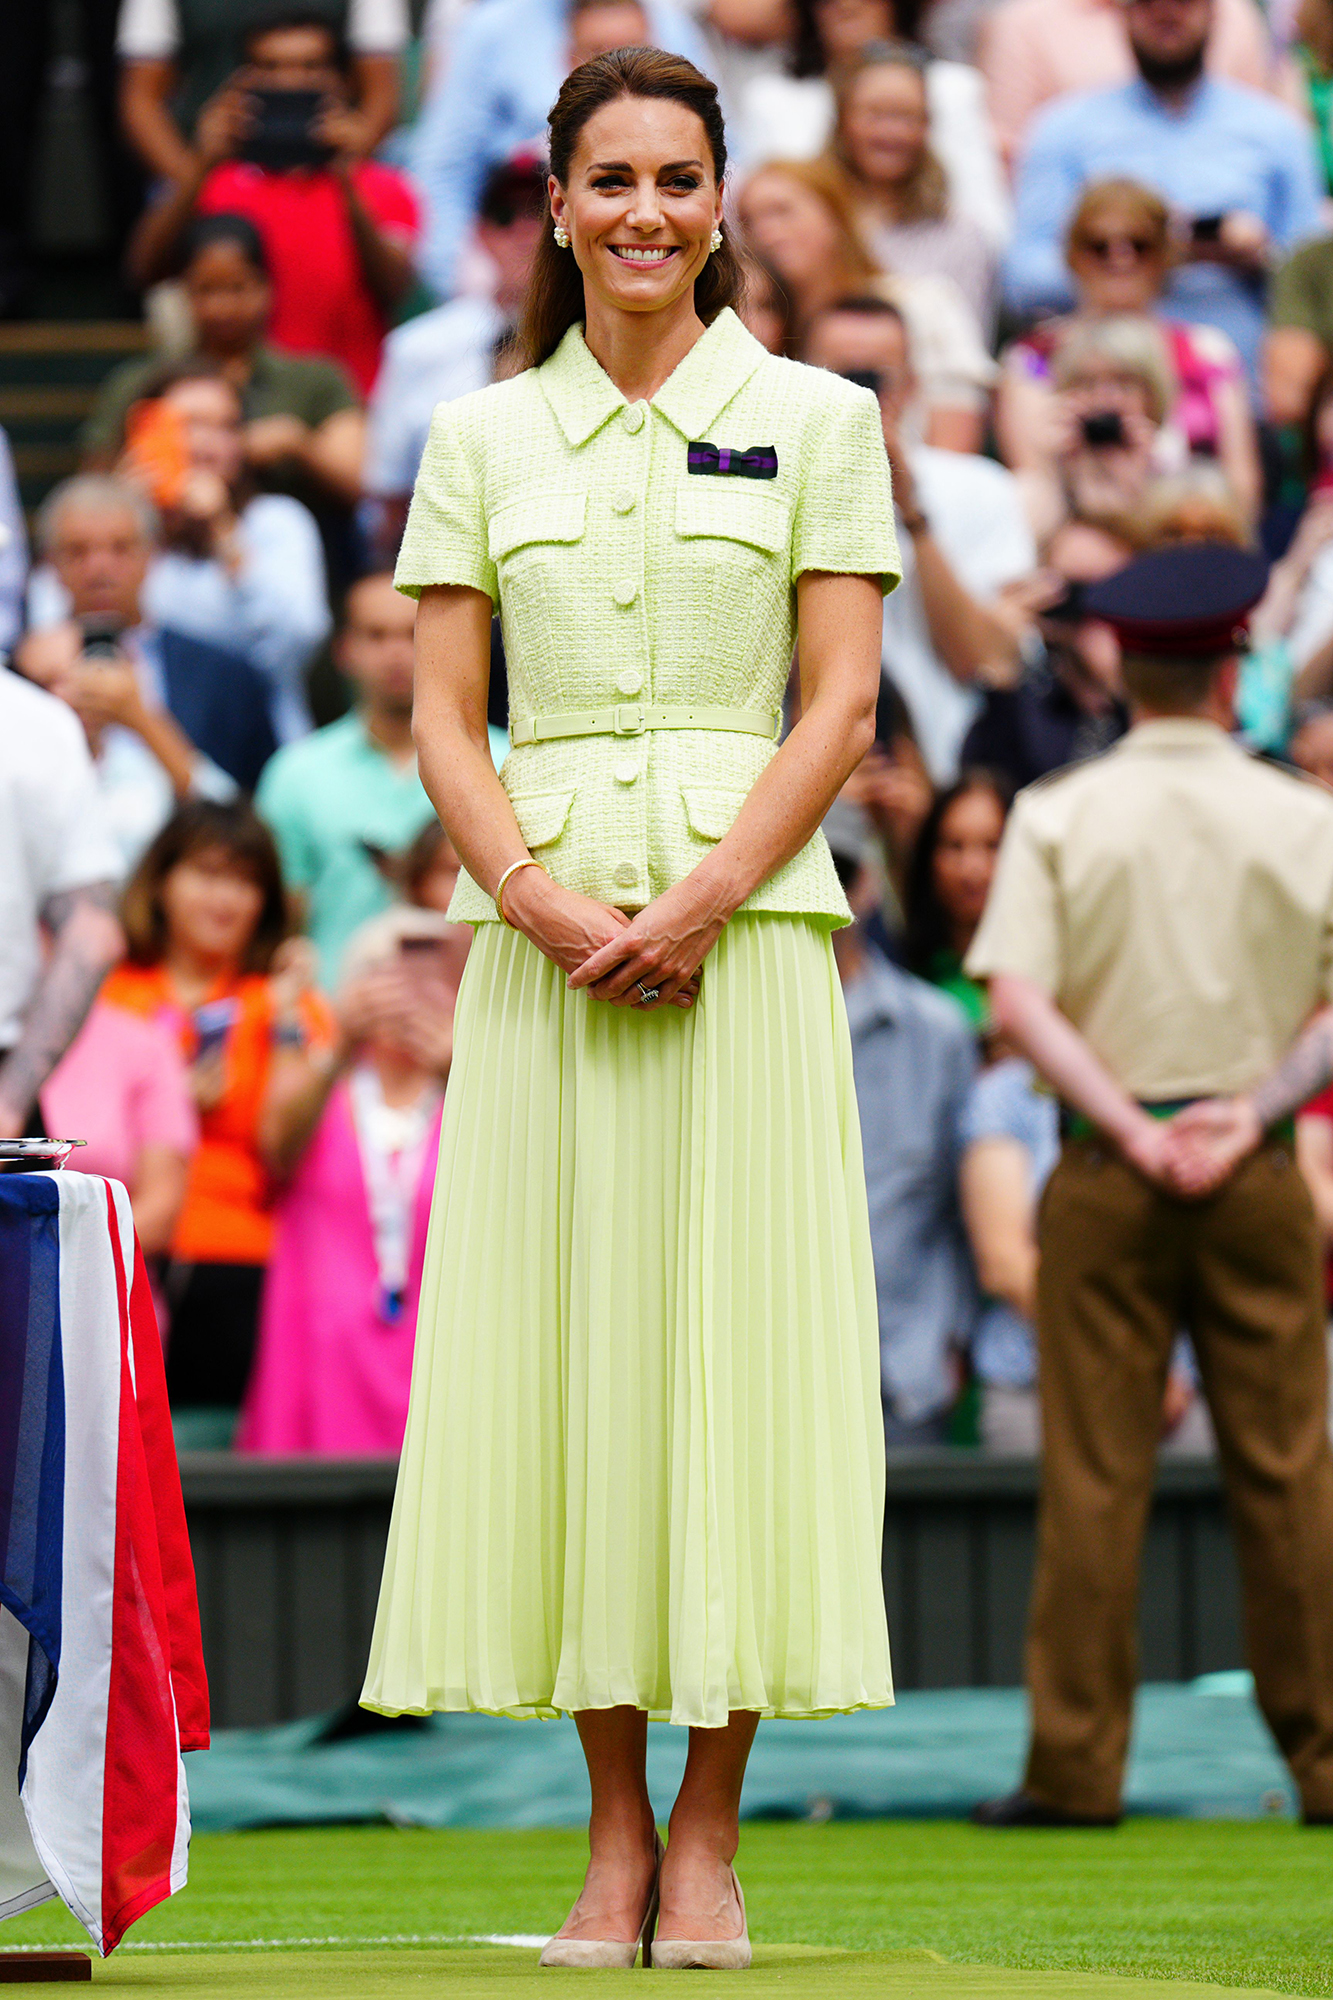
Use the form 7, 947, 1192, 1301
1081, 410, 1126, 448
77, 615, 127, 662
238, 88, 333, 171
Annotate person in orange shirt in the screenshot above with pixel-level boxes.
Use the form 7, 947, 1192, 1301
105, 798, 334, 1413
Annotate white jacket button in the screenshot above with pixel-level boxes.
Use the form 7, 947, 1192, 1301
616, 669, 643, 696
622, 403, 646, 433
614, 861, 638, 887
615, 760, 640, 784
613, 581, 637, 607
613, 487, 636, 514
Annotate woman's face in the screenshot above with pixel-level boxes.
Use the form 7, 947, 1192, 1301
1068, 205, 1167, 315
164, 377, 246, 485
1063, 356, 1155, 424
160, 846, 265, 965
185, 241, 272, 356
931, 787, 1005, 938
814, 0, 894, 65
413, 841, 463, 914
841, 64, 929, 189
552, 95, 722, 323
738, 173, 839, 293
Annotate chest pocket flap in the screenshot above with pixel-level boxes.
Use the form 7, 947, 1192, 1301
674, 485, 789, 555
507, 785, 577, 849
489, 491, 588, 562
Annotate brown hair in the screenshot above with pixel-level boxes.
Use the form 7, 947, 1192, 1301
121, 799, 290, 973
832, 42, 947, 227
518, 47, 744, 369
1120, 653, 1228, 711
1065, 178, 1171, 266
738, 156, 880, 296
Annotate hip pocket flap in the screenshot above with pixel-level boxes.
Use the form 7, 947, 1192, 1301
681, 785, 749, 842
489, 491, 588, 561
508, 785, 577, 848
674, 486, 789, 553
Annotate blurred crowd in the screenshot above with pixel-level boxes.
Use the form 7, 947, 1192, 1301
7, 0, 1333, 1453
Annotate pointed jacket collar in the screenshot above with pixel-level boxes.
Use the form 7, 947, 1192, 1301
536, 307, 769, 448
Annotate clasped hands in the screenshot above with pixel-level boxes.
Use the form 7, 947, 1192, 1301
1118, 1095, 1266, 1199
502, 868, 728, 1011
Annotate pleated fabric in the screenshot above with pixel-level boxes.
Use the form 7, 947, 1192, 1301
361, 913, 893, 1728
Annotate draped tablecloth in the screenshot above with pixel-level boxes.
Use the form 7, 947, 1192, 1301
0, 1172, 208, 1955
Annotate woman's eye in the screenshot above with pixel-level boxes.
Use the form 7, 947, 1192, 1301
666, 177, 702, 192
593, 176, 629, 190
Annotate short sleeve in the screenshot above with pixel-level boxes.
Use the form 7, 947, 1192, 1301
790, 386, 901, 597
1270, 245, 1328, 333
963, 792, 1063, 993
394, 400, 498, 605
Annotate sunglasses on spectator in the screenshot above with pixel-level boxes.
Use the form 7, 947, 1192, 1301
1077, 234, 1160, 261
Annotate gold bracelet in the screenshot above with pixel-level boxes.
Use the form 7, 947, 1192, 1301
495, 856, 546, 925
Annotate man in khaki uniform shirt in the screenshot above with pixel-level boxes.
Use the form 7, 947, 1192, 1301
966, 544, 1333, 1827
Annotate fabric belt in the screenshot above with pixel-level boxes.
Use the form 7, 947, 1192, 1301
508, 703, 780, 747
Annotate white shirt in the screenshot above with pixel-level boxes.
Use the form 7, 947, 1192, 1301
116, 0, 408, 57
735, 63, 1012, 251
365, 295, 505, 499
0, 673, 120, 1050
883, 445, 1036, 784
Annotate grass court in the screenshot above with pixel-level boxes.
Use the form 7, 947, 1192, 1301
3, 1820, 1332, 1998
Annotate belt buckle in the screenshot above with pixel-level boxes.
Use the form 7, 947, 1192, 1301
613, 703, 646, 736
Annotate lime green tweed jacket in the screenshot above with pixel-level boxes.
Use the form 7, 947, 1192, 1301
395, 307, 901, 927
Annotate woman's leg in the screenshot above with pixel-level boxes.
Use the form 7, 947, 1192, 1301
554, 1707, 660, 1942
658, 1712, 759, 1941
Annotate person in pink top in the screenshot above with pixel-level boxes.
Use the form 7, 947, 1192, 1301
237, 906, 464, 1458
978, 0, 1300, 170
127, 11, 419, 396
41, 998, 199, 1259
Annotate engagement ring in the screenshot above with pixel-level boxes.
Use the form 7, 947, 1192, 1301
637, 982, 661, 1004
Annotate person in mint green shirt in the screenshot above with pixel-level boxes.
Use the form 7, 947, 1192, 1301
256, 572, 506, 984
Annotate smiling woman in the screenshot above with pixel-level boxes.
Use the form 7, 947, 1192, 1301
360, 45, 901, 1978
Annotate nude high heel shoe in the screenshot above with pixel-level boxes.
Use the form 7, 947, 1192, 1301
651, 1865, 751, 1971
539, 1831, 663, 1969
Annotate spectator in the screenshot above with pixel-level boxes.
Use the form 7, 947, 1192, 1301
735, 0, 1011, 247
960, 579, 1129, 787
102, 801, 335, 1418
827, 42, 998, 336
738, 255, 795, 352
256, 574, 508, 984
1289, 0, 1333, 195
839, 681, 935, 919
0, 429, 28, 656
365, 153, 546, 558
903, 770, 1011, 1028
237, 907, 457, 1456
127, 12, 420, 397
1004, 0, 1323, 390
959, 1051, 1059, 1451
0, 672, 123, 1139
41, 1000, 198, 1260
83, 216, 365, 515
114, 361, 330, 743
806, 296, 1033, 778
979, 0, 1296, 170
1290, 696, 1333, 781
117, 0, 408, 183
412, 0, 710, 298
827, 811, 979, 1446
999, 179, 1261, 528
1016, 315, 1178, 569
738, 160, 997, 449
17, 475, 275, 796
1265, 229, 1333, 428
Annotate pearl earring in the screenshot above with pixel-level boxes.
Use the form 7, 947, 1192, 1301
710, 226, 723, 253
554, 221, 570, 249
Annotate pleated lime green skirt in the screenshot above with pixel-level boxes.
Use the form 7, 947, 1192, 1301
361, 913, 892, 1728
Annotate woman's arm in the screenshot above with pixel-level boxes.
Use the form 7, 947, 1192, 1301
1298, 1110, 1333, 1241
567, 568, 883, 1010
1212, 371, 1263, 530
410, 585, 657, 986
959, 1134, 1038, 1318
128, 1143, 190, 1258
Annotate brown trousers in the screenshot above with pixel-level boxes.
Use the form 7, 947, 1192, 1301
1026, 1135, 1333, 1820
